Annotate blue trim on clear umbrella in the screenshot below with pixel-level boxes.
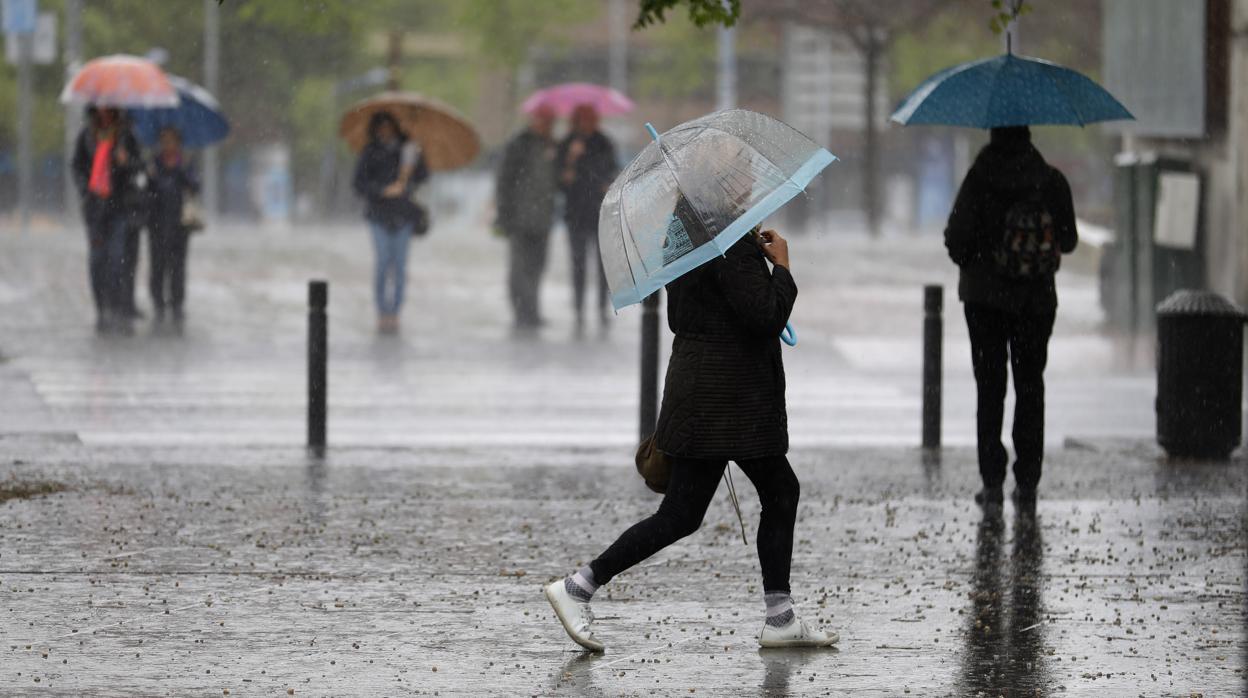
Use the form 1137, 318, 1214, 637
780, 322, 797, 347
609, 147, 834, 347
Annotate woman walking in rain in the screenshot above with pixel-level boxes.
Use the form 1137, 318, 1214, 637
146, 127, 199, 331
543, 114, 842, 653
352, 110, 429, 334
544, 223, 837, 651
72, 105, 145, 335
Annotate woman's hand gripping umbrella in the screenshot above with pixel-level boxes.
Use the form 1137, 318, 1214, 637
596, 109, 836, 346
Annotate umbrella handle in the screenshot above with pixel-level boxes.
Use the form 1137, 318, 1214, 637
780, 322, 797, 347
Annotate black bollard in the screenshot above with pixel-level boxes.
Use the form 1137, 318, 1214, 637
639, 291, 662, 441
922, 285, 943, 450
308, 280, 328, 452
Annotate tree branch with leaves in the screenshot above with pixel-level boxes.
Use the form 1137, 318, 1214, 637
634, 0, 740, 29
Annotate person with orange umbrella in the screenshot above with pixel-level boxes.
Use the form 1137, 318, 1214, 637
71, 105, 146, 335
63, 55, 177, 335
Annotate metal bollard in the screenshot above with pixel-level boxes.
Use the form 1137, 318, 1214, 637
639, 291, 662, 441
308, 280, 328, 452
922, 285, 943, 450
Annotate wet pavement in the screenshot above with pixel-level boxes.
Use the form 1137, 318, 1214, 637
0, 177, 1156, 452
0, 441, 1244, 696
0, 186, 1243, 695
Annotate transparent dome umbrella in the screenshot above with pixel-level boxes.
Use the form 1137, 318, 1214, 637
597, 109, 836, 345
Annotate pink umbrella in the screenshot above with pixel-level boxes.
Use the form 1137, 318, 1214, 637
522, 83, 634, 117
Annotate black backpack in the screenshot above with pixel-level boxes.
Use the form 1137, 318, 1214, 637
993, 188, 1060, 279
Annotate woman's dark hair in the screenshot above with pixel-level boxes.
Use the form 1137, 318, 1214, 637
367, 110, 405, 143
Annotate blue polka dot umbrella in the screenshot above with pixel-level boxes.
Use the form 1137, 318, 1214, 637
890, 53, 1134, 128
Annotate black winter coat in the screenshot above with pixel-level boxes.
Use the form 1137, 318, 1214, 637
352, 139, 429, 232
944, 141, 1078, 314
557, 131, 617, 233
147, 156, 199, 234
71, 126, 144, 225
495, 129, 557, 234
653, 237, 798, 460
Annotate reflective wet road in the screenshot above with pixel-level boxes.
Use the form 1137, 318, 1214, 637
0, 195, 1239, 695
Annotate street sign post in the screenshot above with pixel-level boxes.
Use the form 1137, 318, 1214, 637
1, 0, 36, 34
3, 0, 36, 235
5, 11, 54, 64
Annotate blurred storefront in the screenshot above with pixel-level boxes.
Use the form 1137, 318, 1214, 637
1101, 0, 1246, 329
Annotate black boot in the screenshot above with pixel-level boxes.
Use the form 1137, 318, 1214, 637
974, 485, 1003, 509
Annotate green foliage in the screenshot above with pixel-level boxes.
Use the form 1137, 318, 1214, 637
634, 0, 740, 30
890, 11, 998, 101
632, 12, 716, 100
0, 65, 67, 156
455, 0, 599, 66
988, 0, 1031, 35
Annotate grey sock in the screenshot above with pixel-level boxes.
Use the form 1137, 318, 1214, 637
564, 565, 598, 602
764, 591, 795, 628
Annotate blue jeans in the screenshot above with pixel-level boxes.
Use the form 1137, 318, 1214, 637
368, 220, 412, 316
86, 209, 130, 316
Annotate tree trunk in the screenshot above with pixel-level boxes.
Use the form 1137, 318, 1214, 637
863, 31, 881, 237
386, 31, 403, 91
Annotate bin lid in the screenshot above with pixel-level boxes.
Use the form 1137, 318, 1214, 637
1156, 290, 1246, 318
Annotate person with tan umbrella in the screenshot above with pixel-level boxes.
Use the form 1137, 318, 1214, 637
341, 92, 480, 334
351, 111, 428, 334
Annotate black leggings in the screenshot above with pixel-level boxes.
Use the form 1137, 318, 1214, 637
589, 455, 800, 593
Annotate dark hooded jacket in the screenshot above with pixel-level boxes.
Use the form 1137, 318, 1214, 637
352, 116, 430, 232
147, 153, 199, 234
71, 123, 144, 225
944, 128, 1078, 314
495, 128, 557, 234
557, 130, 617, 234
653, 235, 798, 460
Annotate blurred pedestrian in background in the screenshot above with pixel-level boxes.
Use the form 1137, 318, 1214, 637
944, 126, 1078, 510
557, 104, 617, 335
146, 127, 199, 331
72, 106, 145, 335
496, 105, 558, 333
352, 110, 429, 335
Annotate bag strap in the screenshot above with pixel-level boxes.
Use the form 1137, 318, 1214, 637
723, 466, 748, 546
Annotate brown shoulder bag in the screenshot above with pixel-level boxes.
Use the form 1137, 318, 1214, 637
634, 434, 672, 494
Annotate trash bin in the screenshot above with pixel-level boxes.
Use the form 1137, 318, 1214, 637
1155, 290, 1245, 459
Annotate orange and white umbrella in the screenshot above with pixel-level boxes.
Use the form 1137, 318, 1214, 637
60, 54, 178, 109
